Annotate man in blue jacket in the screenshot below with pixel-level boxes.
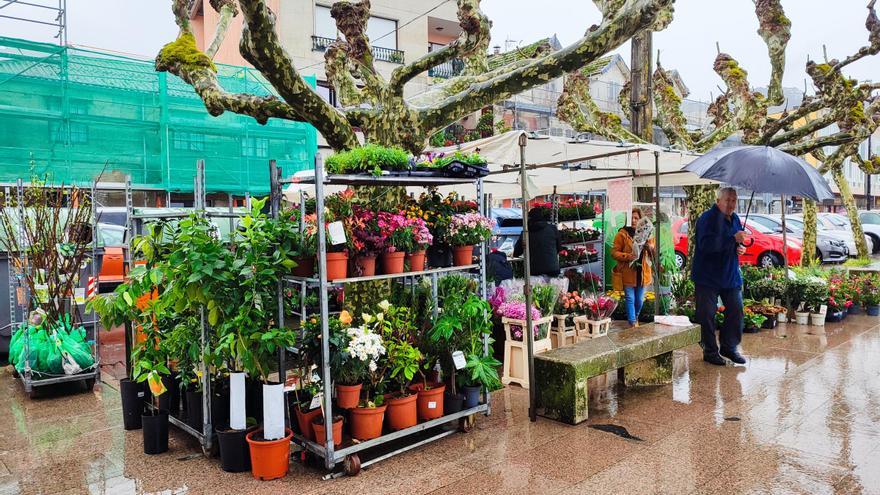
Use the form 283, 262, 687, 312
691, 187, 748, 366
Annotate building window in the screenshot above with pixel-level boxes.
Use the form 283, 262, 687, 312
316, 82, 338, 107
241, 137, 269, 158
50, 122, 88, 144
315, 4, 398, 49
173, 131, 204, 151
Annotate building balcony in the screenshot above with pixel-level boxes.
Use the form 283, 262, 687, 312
312, 36, 405, 64
428, 58, 464, 79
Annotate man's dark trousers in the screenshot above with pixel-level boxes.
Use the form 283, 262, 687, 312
695, 284, 743, 356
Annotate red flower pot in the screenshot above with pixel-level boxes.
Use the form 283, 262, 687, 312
294, 405, 322, 441
380, 251, 406, 274
355, 255, 377, 276
335, 383, 362, 409
406, 250, 427, 272
349, 405, 387, 440
408, 383, 446, 421
311, 416, 343, 447
385, 393, 418, 431
325, 252, 349, 281
452, 245, 474, 266
246, 428, 293, 481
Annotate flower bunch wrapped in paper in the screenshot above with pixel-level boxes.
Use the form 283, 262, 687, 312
498, 301, 545, 341
582, 293, 618, 321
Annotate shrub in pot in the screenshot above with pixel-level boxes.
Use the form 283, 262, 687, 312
445, 213, 494, 266
384, 340, 422, 430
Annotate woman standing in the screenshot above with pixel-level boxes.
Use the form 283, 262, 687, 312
611, 208, 654, 327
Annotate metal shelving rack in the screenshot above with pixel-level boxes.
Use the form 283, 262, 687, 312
270, 156, 492, 475
553, 192, 607, 289
9, 178, 101, 397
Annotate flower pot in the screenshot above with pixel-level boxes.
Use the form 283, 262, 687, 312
444, 391, 465, 415
185, 389, 204, 432
380, 251, 406, 274
825, 311, 845, 323
744, 325, 760, 334
120, 378, 145, 431
452, 245, 474, 266
409, 383, 446, 421
406, 250, 427, 272
761, 317, 778, 330
291, 256, 315, 278
245, 378, 263, 421
848, 305, 862, 315
246, 428, 293, 481
335, 383, 362, 410
795, 311, 810, 325
157, 375, 179, 417
427, 243, 453, 268
461, 385, 482, 409
311, 415, 343, 447
325, 251, 349, 281
350, 405, 387, 441
867, 305, 880, 316
217, 427, 251, 473
777, 312, 788, 323
142, 410, 169, 455
211, 384, 231, 432
385, 393, 418, 431
294, 405, 322, 441
355, 255, 377, 276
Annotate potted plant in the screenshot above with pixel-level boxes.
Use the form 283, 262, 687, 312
446, 213, 494, 266
287, 209, 317, 278
847, 276, 863, 314
345, 324, 388, 441
384, 340, 422, 430
378, 211, 413, 274
350, 208, 383, 276
130, 290, 171, 455
311, 410, 343, 448
405, 216, 432, 272
743, 306, 768, 333
862, 274, 880, 316
802, 277, 829, 326
825, 274, 847, 323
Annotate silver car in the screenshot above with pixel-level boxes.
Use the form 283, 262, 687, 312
747, 214, 848, 263
819, 213, 876, 256
789, 213, 874, 257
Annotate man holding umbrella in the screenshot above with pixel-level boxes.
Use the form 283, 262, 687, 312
692, 187, 748, 366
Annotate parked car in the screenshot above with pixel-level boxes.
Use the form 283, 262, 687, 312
826, 212, 880, 254
788, 213, 875, 257
490, 208, 522, 256
746, 214, 848, 263
673, 218, 802, 269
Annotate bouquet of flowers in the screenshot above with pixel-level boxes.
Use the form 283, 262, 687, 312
446, 213, 494, 247
582, 293, 618, 321
556, 291, 586, 314
498, 301, 545, 341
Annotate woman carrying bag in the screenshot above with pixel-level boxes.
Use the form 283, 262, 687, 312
611, 208, 654, 327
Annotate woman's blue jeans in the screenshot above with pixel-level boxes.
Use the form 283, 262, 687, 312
624, 286, 645, 324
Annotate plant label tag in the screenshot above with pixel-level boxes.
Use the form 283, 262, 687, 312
819, 304, 827, 316
328, 221, 346, 245
137, 391, 145, 398
452, 350, 467, 370
309, 393, 323, 411
428, 401, 437, 409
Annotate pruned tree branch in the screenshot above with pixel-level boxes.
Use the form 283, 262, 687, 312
755, 0, 791, 106
557, 71, 644, 143
205, 0, 239, 58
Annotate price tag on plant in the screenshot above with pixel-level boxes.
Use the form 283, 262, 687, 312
328, 221, 347, 246
309, 392, 323, 411
452, 350, 467, 370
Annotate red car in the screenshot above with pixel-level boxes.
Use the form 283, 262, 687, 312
672, 218, 802, 270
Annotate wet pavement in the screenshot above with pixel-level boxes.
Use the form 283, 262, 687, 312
2, 316, 880, 494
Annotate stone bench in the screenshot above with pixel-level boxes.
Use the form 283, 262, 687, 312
534, 322, 701, 425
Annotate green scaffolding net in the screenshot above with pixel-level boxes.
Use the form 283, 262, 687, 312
0, 36, 317, 195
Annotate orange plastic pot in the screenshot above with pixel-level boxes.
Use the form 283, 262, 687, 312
380, 251, 406, 274
385, 393, 418, 431
409, 383, 446, 421
246, 428, 293, 481
452, 245, 474, 266
406, 250, 427, 272
335, 383, 362, 409
355, 255, 377, 276
291, 256, 315, 278
349, 404, 387, 440
325, 252, 349, 281
311, 416, 343, 447
294, 405, 322, 441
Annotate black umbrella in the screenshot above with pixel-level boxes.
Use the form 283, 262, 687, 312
684, 145, 834, 271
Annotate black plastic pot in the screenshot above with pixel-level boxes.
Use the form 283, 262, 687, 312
120, 378, 145, 431
186, 390, 204, 432
212, 383, 231, 431
444, 392, 465, 415
157, 375, 179, 416
142, 410, 169, 455
427, 244, 453, 268
245, 378, 263, 421
217, 427, 251, 473
462, 385, 482, 409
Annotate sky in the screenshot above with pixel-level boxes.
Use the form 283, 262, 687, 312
1, 0, 877, 102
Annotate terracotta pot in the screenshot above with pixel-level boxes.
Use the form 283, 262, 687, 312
406, 250, 427, 272
385, 393, 418, 431
246, 428, 293, 481
380, 251, 406, 274
311, 416, 343, 447
452, 245, 474, 266
335, 383, 362, 409
325, 252, 349, 281
408, 383, 446, 421
349, 405, 387, 440
294, 405, 322, 441
355, 255, 377, 277
291, 256, 315, 278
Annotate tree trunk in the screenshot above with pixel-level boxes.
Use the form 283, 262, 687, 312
683, 184, 718, 275
832, 167, 869, 258
629, 31, 654, 143
801, 199, 818, 267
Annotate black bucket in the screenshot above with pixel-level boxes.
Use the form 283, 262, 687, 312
444, 391, 465, 415
142, 410, 169, 455
216, 427, 252, 473
427, 244, 453, 268
212, 383, 231, 431
185, 390, 204, 432
120, 378, 145, 431
462, 385, 482, 409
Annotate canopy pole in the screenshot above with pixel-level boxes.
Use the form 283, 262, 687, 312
518, 133, 536, 422
653, 151, 661, 315
782, 194, 789, 272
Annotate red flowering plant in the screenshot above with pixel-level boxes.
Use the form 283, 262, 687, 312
826, 273, 848, 312
377, 211, 414, 253
557, 198, 597, 222
564, 269, 602, 293
349, 207, 384, 257
559, 246, 589, 267
582, 293, 618, 321
415, 190, 477, 243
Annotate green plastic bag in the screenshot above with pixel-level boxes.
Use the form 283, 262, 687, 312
59, 331, 94, 369
45, 335, 63, 374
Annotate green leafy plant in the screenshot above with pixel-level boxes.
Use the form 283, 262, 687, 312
429, 295, 500, 393
325, 144, 411, 176
386, 340, 422, 396
531, 284, 559, 317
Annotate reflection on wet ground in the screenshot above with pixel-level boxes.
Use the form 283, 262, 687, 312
2, 316, 880, 494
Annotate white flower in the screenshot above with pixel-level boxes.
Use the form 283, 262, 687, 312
362, 314, 373, 324
368, 361, 377, 372
376, 313, 384, 322
378, 300, 391, 311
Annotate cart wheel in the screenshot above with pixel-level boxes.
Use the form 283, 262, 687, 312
458, 414, 476, 433
344, 454, 361, 476
84, 378, 96, 391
